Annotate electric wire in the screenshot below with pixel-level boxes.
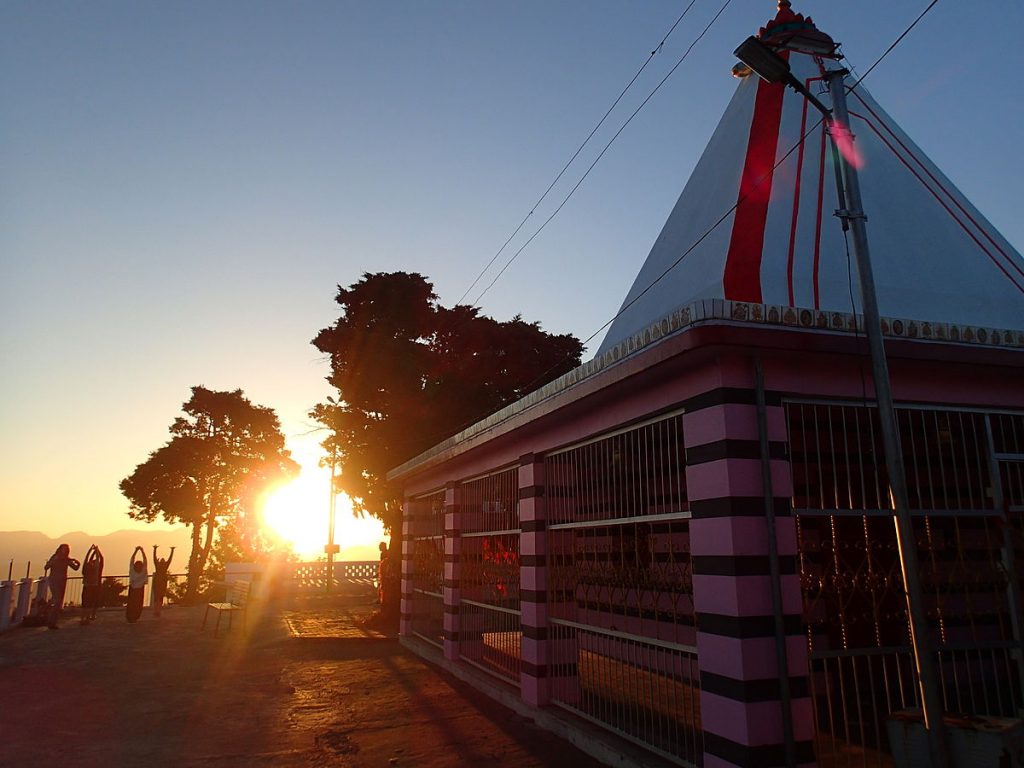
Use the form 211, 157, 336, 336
499, 0, 944, 410
323, 0, 943, 454
576, 117, 825, 351
845, 0, 939, 95
409, 112, 818, 448
472, 0, 735, 307
454, 0, 702, 307
577, 0, 942, 354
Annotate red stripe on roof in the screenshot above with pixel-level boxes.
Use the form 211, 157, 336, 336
724, 77, 787, 303
812, 124, 827, 309
785, 92, 810, 306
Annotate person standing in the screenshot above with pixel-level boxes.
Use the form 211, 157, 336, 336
126, 546, 148, 623
377, 541, 389, 605
43, 544, 80, 630
80, 545, 104, 624
151, 545, 175, 617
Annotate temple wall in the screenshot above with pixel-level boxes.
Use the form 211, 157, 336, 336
395, 327, 1024, 768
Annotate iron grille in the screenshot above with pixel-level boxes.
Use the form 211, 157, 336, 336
459, 467, 522, 684
546, 412, 688, 525
544, 412, 700, 767
410, 490, 445, 647
787, 402, 1024, 768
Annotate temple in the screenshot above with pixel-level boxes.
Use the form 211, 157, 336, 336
389, 4, 1024, 766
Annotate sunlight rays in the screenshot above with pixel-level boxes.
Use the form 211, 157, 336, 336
259, 451, 386, 561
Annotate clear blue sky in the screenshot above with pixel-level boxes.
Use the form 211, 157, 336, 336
2, 1, 1022, 537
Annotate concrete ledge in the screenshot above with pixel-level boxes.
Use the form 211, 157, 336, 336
400, 635, 682, 768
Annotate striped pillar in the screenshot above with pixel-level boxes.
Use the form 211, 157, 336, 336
518, 453, 549, 706
442, 482, 461, 662
684, 388, 815, 768
539, 460, 583, 706
400, 498, 414, 638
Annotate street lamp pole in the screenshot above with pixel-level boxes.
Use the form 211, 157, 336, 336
325, 452, 339, 593
734, 36, 947, 768
825, 71, 947, 768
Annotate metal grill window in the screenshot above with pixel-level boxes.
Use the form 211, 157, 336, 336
459, 467, 521, 684
787, 402, 1024, 768
546, 412, 688, 525
991, 412, 1024, 511
544, 412, 700, 767
410, 490, 444, 647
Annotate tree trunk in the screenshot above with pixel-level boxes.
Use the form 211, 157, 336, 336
184, 509, 218, 602
382, 518, 403, 623
185, 521, 203, 601
189, 511, 217, 595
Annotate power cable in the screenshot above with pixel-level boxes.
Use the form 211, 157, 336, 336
502, 0, 943, 407
577, 118, 824, 351
577, 0, 941, 351
455, 0, 702, 306
472, 0, 736, 306
845, 0, 938, 95
326, 1, 942, 455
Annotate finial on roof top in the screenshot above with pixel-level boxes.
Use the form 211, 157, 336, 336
758, 1, 839, 57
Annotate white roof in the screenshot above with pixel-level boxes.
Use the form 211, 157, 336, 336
598, 11, 1024, 355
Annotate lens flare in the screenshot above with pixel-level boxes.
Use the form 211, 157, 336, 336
831, 117, 864, 170
260, 470, 385, 560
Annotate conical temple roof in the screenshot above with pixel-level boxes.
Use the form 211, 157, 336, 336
597, 4, 1024, 356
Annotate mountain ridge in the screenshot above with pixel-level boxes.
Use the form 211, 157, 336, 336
2, 528, 192, 578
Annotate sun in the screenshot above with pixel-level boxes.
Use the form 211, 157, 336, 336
260, 463, 387, 561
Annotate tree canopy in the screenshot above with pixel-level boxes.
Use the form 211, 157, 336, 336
120, 386, 298, 599
310, 271, 584, 535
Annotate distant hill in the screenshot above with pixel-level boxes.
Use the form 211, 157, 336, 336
1, 528, 193, 579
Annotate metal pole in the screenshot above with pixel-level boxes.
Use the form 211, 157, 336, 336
755, 358, 796, 768
326, 454, 336, 593
826, 70, 948, 768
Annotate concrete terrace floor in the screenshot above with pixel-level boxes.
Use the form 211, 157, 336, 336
0, 584, 604, 768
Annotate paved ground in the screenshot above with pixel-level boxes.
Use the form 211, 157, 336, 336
0, 584, 603, 768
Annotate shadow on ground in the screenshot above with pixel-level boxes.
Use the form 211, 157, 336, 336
0, 586, 603, 768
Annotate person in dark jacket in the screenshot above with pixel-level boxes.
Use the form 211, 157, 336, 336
80, 545, 104, 624
151, 545, 175, 617
44, 544, 80, 629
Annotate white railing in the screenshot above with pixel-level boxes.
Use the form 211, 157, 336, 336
225, 560, 379, 593
1, 560, 381, 633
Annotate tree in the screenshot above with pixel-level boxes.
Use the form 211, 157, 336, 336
120, 387, 298, 600
310, 272, 583, 569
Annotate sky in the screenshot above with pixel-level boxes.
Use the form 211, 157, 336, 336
2, 1, 1022, 543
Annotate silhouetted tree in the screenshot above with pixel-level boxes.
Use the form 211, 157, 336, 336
310, 272, 583, 601
120, 387, 298, 600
